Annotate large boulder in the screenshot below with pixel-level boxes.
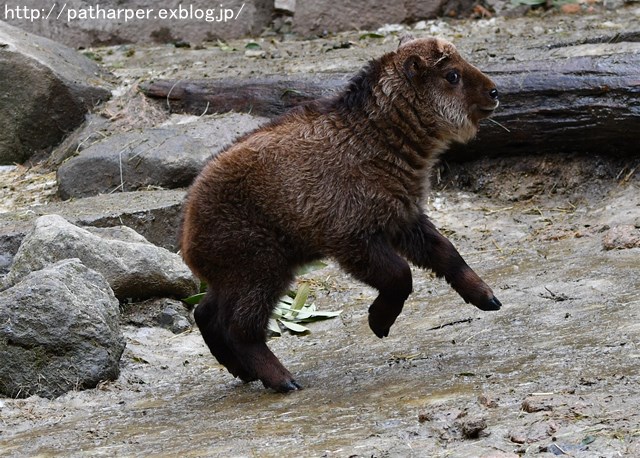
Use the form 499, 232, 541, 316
291, 0, 444, 36
3, 0, 273, 48
4, 215, 198, 300
0, 189, 186, 277
57, 113, 267, 199
0, 259, 125, 399
57, 128, 208, 199
0, 21, 112, 165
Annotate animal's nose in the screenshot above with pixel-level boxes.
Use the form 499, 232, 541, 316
489, 88, 499, 100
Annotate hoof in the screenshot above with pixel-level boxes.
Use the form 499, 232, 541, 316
266, 379, 303, 393
368, 312, 394, 339
370, 324, 390, 339
476, 296, 502, 311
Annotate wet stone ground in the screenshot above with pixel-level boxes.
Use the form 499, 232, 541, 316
1, 162, 638, 457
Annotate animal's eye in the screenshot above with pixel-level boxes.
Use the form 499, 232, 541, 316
445, 71, 460, 85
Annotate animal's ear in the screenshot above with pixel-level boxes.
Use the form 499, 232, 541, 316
398, 33, 416, 48
402, 54, 427, 80
430, 40, 453, 65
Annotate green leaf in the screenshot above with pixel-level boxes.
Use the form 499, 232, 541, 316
292, 309, 314, 321
182, 292, 206, 306
245, 41, 262, 50
273, 306, 291, 315
294, 260, 328, 276
268, 318, 282, 336
302, 310, 342, 319
217, 39, 235, 52
359, 32, 385, 40
289, 283, 310, 319
279, 319, 310, 333
274, 307, 297, 322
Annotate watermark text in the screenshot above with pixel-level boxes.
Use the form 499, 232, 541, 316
3, 3, 245, 23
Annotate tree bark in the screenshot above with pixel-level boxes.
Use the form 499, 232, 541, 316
141, 75, 346, 117
141, 48, 640, 157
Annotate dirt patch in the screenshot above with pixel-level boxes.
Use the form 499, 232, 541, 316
436, 153, 640, 203
0, 166, 57, 214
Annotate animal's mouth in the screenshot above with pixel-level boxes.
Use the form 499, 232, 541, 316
476, 101, 499, 118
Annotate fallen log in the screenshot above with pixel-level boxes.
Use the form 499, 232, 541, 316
141, 47, 640, 158
142, 75, 348, 117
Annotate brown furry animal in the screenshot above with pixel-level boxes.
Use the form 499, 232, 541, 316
181, 36, 501, 393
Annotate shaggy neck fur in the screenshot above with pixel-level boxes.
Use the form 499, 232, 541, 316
331, 55, 449, 171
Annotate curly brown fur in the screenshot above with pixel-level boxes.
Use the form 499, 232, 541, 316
181, 36, 501, 393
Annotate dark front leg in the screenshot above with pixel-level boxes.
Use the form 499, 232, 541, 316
394, 213, 501, 311
334, 235, 413, 338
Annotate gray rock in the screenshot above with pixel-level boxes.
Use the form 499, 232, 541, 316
0, 259, 125, 398
4, 215, 198, 300
292, 0, 443, 36
4, 0, 273, 48
85, 226, 152, 244
0, 251, 12, 275
0, 21, 112, 165
57, 113, 266, 199
157, 303, 193, 334
123, 298, 194, 334
43, 189, 186, 250
57, 128, 208, 199
275, 0, 297, 14
0, 229, 22, 277
0, 189, 186, 276
602, 225, 640, 250
46, 113, 111, 169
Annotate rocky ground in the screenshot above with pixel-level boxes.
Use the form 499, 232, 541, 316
1, 6, 640, 458
1, 168, 638, 457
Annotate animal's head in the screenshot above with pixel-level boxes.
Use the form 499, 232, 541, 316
391, 35, 499, 143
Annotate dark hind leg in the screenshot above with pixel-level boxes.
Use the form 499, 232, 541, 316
394, 213, 501, 311
196, 252, 300, 392
219, 267, 302, 393
193, 290, 256, 382
334, 234, 413, 339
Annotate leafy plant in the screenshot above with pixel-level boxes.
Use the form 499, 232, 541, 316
269, 282, 341, 335
182, 261, 341, 335
359, 32, 385, 40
